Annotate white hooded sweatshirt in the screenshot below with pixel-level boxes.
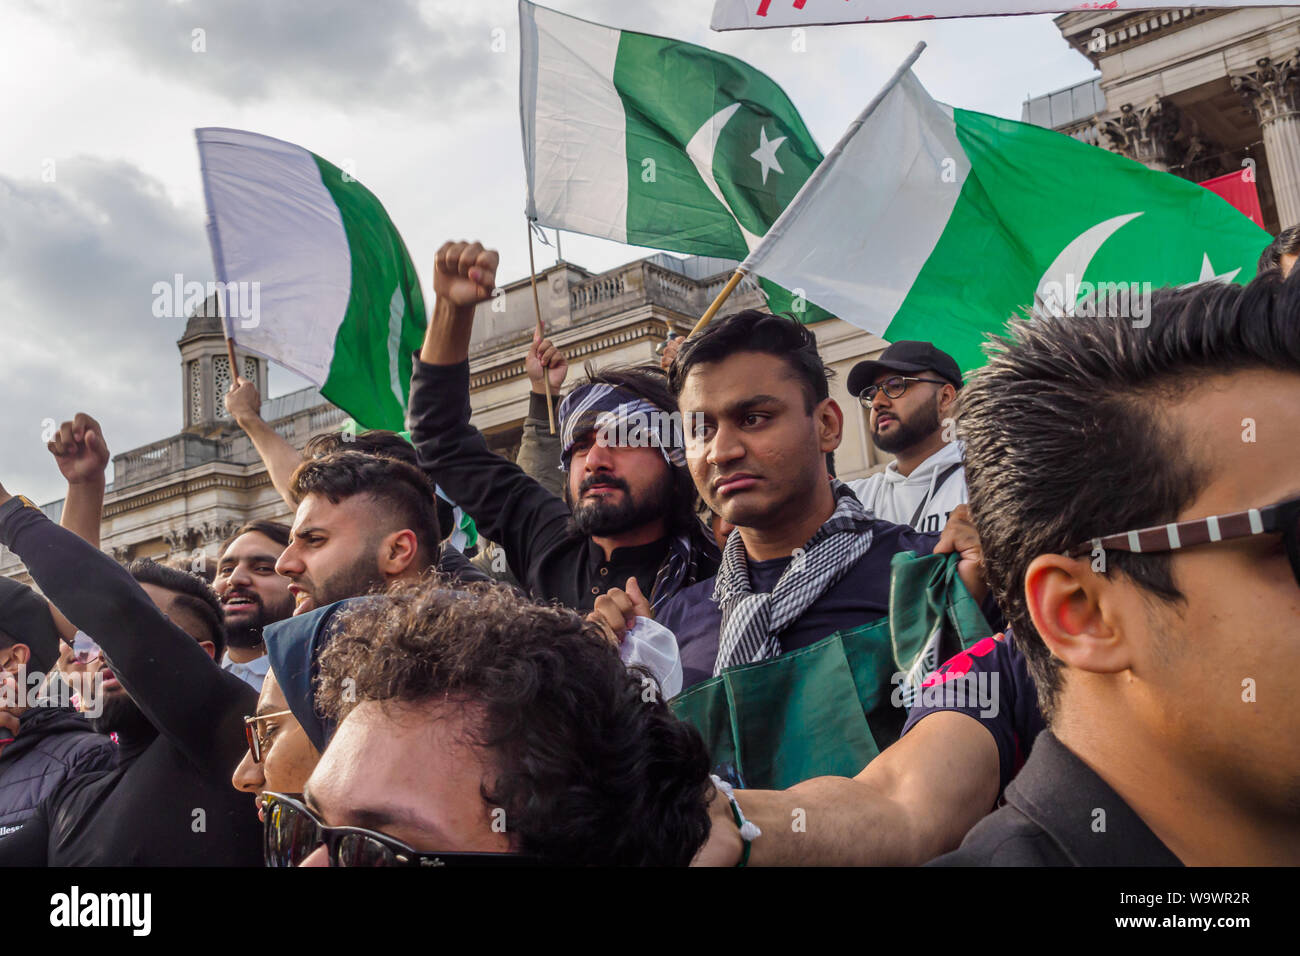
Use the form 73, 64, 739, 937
847, 441, 968, 534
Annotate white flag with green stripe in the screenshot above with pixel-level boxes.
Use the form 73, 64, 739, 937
196, 127, 426, 432
518, 0, 830, 322
742, 50, 1271, 372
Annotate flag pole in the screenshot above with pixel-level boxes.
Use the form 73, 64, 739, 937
216, 287, 241, 388
688, 268, 747, 338
526, 220, 556, 434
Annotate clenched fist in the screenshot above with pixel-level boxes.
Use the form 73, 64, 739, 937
48, 413, 109, 486
225, 376, 262, 424
433, 241, 499, 309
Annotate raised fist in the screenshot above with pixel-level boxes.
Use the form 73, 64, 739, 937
48, 413, 109, 486
433, 240, 499, 308
225, 376, 262, 424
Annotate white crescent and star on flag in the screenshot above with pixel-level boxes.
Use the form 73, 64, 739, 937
685, 103, 790, 252
1036, 211, 1243, 316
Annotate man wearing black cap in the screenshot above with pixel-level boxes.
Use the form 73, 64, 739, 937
0, 579, 116, 837
846, 341, 967, 534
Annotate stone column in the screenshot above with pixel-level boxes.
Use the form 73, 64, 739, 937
1233, 53, 1300, 229
1102, 98, 1183, 173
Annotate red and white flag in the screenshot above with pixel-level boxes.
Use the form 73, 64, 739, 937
711, 0, 1293, 30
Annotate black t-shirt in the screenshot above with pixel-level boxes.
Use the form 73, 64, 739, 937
0, 500, 261, 866
901, 630, 1046, 797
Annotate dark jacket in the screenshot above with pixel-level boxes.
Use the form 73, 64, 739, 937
0, 705, 117, 835
0, 498, 261, 866
928, 730, 1182, 866
409, 357, 719, 612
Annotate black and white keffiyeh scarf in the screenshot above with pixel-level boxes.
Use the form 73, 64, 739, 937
712, 481, 874, 675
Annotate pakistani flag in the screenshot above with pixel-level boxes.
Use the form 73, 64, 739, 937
196, 127, 426, 432
742, 49, 1271, 371
518, 0, 830, 321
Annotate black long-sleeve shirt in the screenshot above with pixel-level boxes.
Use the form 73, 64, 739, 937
0, 498, 261, 866
408, 357, 718, 612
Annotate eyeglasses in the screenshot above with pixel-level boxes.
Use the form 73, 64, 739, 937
1069, 496, 1300, 587
858, 376, 950, 404
243, 710, 295, 764
70, 632, 103, 664
261, 792, 540, 868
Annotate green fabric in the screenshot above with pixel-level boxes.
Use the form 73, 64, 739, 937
669, 552, 992, 790
886, 108, 1269, 373
609, 29, 834, 324
890, 550, 993, 698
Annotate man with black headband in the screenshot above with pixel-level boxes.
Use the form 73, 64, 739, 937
409, 240, 719, 613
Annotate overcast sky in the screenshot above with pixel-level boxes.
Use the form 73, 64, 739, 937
0, 0, 1096, 505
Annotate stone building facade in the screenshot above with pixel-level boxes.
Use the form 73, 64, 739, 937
1023, 6, 1300, 232
1, 253, 892, 585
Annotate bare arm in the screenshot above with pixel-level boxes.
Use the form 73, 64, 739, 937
47, 413, 109, 549
226, 377, 303, 509
695, 711, 1000, 866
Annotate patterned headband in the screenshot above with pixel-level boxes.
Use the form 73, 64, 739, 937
557, 383, 686, 470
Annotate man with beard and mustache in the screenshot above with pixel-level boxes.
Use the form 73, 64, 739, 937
0, 418, 261, 866
845, 341, 968, 534
213, 521, 294, 690
273, 452, 444, 618
409, 240, 718, 613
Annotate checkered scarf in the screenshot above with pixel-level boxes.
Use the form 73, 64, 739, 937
712, 481, 875, 675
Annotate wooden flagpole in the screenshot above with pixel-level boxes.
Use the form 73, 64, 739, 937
688, 268, 746, 338
526, 221, 556, 434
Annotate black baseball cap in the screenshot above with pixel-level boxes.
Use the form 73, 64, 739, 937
847, 341, 963, 398
0, 577, 61, 672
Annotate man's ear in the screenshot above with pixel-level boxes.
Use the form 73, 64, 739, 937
378, 529, 420, 578
198, 640, 217, 661
816, 398, 844, 454
1024, 554, 1132, 675
2, 643, 31, 670
938, 383, 958, 417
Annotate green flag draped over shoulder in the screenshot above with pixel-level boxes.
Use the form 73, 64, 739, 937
196, 127, 427, 432
670, 551, 993, 790
518, 0, 831, 323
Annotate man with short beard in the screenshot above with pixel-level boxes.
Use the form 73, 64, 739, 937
409, 240, 718, 613
214, 520, 294, 690
274, 452, 444, 617
846, 341, 967, 533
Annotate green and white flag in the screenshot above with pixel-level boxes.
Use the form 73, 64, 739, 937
196, 127, 426, 432
518, 0, 829, 321
741, 47, 1272, 371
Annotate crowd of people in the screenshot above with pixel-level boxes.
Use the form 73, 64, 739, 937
0, 227, 1297, 867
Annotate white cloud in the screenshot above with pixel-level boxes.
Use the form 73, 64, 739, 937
0, 0, 1096, 504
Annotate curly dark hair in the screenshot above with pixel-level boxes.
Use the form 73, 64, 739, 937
317, 579, 714, 865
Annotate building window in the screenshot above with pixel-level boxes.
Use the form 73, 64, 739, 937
243, 356, 258, 385
213, 356, 232, 418
188, 359, 203, 425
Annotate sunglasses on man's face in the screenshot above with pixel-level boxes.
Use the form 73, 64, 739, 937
261, 792, 540, 868
1070, 496, 1300, 587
